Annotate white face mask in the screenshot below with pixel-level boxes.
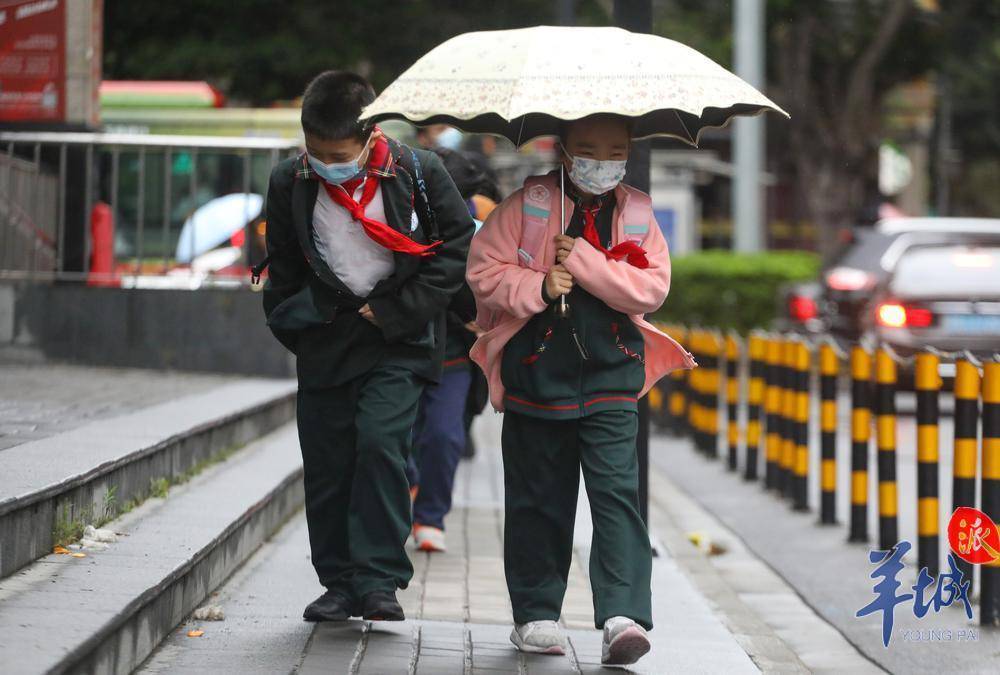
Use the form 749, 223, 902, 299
307, 132, 373, 184
561, 145, 627, 195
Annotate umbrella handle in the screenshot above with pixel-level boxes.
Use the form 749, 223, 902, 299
557, 167, 571, 319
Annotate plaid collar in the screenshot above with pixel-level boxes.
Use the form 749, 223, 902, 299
295, 127, 396, 181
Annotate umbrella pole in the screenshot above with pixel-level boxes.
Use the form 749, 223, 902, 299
556, 168, 570, 319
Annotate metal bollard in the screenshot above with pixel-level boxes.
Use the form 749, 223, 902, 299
793, 341, 810, 511
849, 346, 872, 543
669, 327, 689, 437
819, 343, 839, 524
953, 357, 980, 593
780, 338, 798, 500
726, 334, 740, 472
915, 351, 941, 577
745, 333, 766, 482
981, 360, 1000, 626
875, 347, 899, 550
700, 332, 721, 458
765, 337, 782, 490
687, 330, 702, 447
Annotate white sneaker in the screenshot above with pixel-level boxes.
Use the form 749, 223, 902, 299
510, 620, 566, 655
601, 616, 651, 665
413, 525, 447, 552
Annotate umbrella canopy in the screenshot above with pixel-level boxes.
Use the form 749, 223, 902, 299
361, 25, 787, 147
175, 193, 263, 263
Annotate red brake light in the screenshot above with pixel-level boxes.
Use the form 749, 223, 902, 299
907, 307, 933, 328
229, 228, 246, 248
788, 295, 818, 322
876, 303, 933, 328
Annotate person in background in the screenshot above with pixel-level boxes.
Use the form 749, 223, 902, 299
466, 114, 694, 666
407, 147, 494, 552
261, 71, 473, 623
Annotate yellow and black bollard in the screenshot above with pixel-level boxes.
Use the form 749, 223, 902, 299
915, 351, 940, 577
981, 360, 1000, 626
745, 333, 766, 482
764, 337, 782, 490
819, 343, 838, 524
687, 330, 702, 447
669, 327, 689, 437
780, 338, 798, 501
953, 357, 980, 592
874, 348, 899, 550
726, 334, 740, 472
849, 346, 872, 543
706, 331, 723, 459
793, 341, 811, 511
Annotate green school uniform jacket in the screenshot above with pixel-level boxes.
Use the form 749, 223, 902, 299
262, 140, 475, 389
500, 189, 646, 419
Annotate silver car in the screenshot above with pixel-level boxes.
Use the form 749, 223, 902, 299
866, 238, 1000, 364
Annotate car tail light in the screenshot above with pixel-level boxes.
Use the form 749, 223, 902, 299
876, 303, 933, 329
825, 266, 875, 292
788, 295, 818, 322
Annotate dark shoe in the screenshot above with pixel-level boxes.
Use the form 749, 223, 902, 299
361, 591, 405, 621
303, 589, 355, 622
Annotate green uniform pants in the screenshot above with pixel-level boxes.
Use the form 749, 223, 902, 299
296, 364, 424, 600
502, 410, 653, 630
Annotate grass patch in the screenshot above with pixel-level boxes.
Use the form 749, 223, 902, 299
149, 477, 170, 499
51, 442, 245, 549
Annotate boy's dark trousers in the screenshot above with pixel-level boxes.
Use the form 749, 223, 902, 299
296, 363, 425, 601
501, 410, 653, 630
409, 366, 474, 529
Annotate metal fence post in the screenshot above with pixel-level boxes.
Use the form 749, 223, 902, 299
849, 346, 872, 543
819, 342, 839, 524
875, 347, 899, 549
915, 351, 940, 577
953, 357, 981, 594
793, 341, 810, 511
981, 360, 1000, 625
726, 333, 740, 472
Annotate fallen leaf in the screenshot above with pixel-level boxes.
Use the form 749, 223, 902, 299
71, 553, 87, 558
53, 546, 70, 555
187, 630, 204, 638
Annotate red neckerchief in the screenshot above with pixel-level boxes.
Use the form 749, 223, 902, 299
320, 135, 440, 257
578, 197, 649, 269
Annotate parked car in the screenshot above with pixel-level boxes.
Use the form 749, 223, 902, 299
863, 238, 1000, 363
776, 218, 1000, 340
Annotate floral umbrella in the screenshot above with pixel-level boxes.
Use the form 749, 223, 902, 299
361, 25, 787, 146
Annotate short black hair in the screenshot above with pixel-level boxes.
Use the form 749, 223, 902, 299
557, 114, 634, 144
301, 71, 376, 141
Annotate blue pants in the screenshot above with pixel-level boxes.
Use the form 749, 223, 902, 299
408, 367, 473, 529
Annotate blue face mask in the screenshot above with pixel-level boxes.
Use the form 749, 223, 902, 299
308, 134, 372, 184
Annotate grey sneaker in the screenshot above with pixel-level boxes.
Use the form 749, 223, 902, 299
510, 620, 566, 655
601, 616, 651, 665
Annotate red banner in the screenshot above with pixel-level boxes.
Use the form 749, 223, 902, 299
0, 0, 65, 122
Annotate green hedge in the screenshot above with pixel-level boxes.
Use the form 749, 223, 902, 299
653, 251, 821, 333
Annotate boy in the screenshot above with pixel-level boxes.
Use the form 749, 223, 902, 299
466, 114, 694, 665
262, 71, 474, 622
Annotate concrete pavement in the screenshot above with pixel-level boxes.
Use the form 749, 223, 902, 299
652, 412, 1000, 675
0, 364, 234, 452
139, 412, 872, 674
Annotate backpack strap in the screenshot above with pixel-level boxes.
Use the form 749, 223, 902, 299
619, 185, 653, 245
390, 139, 439, 242
518, 175, 558, 268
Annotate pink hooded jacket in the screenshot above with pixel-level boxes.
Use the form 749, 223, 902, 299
466, 174, 696, 412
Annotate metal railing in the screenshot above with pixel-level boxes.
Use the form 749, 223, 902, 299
0, 131, 300, 287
